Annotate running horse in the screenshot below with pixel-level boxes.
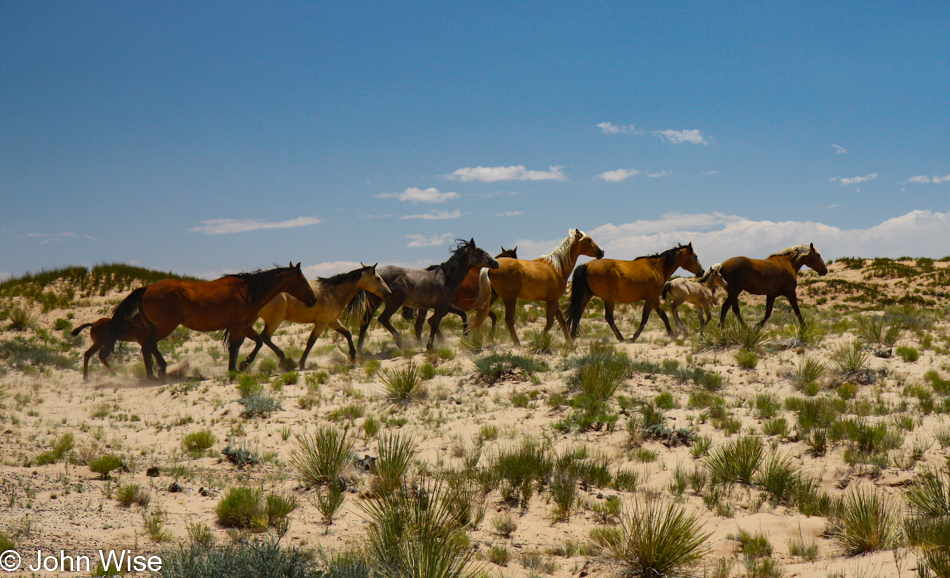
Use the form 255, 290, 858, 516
565, 243, 703, 342
72, 315, 160, 381
103, 263, 316, 379
663, 263, 728, 336
404, 246, 518, 340
241, 264, 392, 370
718, 243, 827, 327
473, 229, 604, 346
355, 239, 499, 353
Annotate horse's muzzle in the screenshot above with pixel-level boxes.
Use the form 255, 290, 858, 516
596, 249, 605, 259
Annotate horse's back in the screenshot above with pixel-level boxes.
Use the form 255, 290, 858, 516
490, 258, 562, 301
584, 258, 664, 303
721, 256, 795, 295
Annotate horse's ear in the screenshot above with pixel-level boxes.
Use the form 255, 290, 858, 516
372, 262, 378, 269
810, 243, 815, 250
469, 238, 475, 246
688, 242, 693, 249
295, 262, 301, 269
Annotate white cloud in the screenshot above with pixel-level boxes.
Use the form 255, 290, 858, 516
303, 261, 364, 278
406, 233, 455, 248
513, 210, 950, 266
377, 187, 460, 203
495, 211, 522, 217
445, 165, 566, 182
832, 144, 847, 154
399, 209, 463, 221
654, 129, 708, 145
189, 216, 322, 235
702, 170, 719, 176
597, 169, 641, 182
646, 170, 672, 178
597, 122, 640, 135
832, 174, 878, 186
908, 174, 950, 184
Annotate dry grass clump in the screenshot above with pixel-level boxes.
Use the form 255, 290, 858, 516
288, 426, 355, 487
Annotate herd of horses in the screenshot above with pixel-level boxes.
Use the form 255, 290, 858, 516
78, 230, 828, 380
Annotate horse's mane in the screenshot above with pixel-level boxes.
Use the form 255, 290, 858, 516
540, 229, 582, 277
225, 265, 294, 303
634, 243, 688, 269
431, 239, 473, 279
697, 262, 722, 284
317, 266, 367, 288
769, 244, 811, 258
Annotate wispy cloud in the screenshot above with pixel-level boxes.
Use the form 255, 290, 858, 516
646, 170, 672, 178
654, 129, 708, 145
445, 165, 566, 182
597, 122, 640, 135
510, 211, 950, 265
495, 211, 522, 217
399, 209, 463, 221
596, 168, 641, 182
406, 233, 455, 247
830, 174, 878, 186
908, 174, 950, 184
377, 187, 460, 203
189, 216, 322, 235
832, 144, 847, 154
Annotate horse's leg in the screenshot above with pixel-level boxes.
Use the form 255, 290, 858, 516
425, 309, 448, 351
448, 305, 467, 340
152, 347, 168, 379
604, 302, 626, 342
551, 301, 572, 344
97, 345, 115, 374
786, 293, 805, 324
356, 296, 382, 356
329, 319, 357, 363
630, 302, 654, 343
84, 344, 99, 381
238, 326, 266, 371
227, 332, 247, 374
503, 297, 520, 346
670, 300, 685, 336
488, 310, 497, 335
413, 309, 427, 345
719, 296, 733, 327
652, 298, 674, 337
141, 337, 158, 380
260, 322, 287, 361
542, 300, 557, 334
485, 293, 500, 340
731, 297, 745, 326
377, 302, 404, 349
759, 296, 776, 327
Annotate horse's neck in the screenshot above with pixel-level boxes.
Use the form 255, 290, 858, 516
332, 279, 366, 309
440, 259, 475, 291
254, 273, 299, 307
558, 242, 585, 281
779, 254, 807, 273
661, 254, 683, 280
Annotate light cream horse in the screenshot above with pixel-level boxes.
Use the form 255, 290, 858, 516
662, 263, 728, 335
242, 264, 391, 370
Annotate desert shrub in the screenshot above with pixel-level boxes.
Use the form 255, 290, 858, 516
734, 349, 758, 369
855, 315, 904, 347
215, 486, 297, 532
288, 427, 355, 487
474, 352, 548, 384
380, 362, 426, 404
896, 346, 919, 362
89, 454, 124, 479
35, 432, 74, 465
525, 328, 555, 354
0, 337, 74, 371
158, 537, 324, 577
704, 437, 765, 486
830, 341, 870, 375
372, 431, 416, 496
116, 483, 151, 508
590, 498, 711, 578
222, 441, 262, 469
238, 394, 281, 418
904, 467, 950, 578
481, 440, 551, 511
182, 429, 217, 458
831, 486, 901, 556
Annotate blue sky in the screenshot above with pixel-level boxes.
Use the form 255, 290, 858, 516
2, 2, 948, 281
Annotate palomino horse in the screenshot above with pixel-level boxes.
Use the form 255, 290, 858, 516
241, 264, 392, 370
72, 316, 163, 381
405, 246, 518, 339
473, 229, 604, 346
663, 263, 728, 336
356, 239, 499, 353
718, 243, 828, 327
104, 263, 316, 378
565, 243, 703, 342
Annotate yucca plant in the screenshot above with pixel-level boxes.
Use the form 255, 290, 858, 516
831, 486, 901, 556
704, 436, 765, 486
830, 341, 871, 375
380, 362, 427, 404
590, 498, 711, 578
793, 357, 827, 391
525, 328, 555, 354
288, 426, 355, 487
373, 431, 417, 496
904, 466, 950, 519
855, 315, 904, 347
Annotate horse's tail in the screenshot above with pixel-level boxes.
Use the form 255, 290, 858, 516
471, 269, 494, 331
103, 287, 147, 356
343, 290, 383, 326
662, 280, 673, 301
71, 323, 94, 337
565, 264, 592, 337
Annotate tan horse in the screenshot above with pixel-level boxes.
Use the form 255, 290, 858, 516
242, 264, 391, 370
663, 263, 728, 336
104, 263, 316, 378
719, 243, 828, 327
565, 243, 703, 342
473, 229, 604, 346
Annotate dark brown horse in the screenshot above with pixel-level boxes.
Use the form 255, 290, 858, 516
356, 239, 499, 353
718, 243, 827, 327
565, 243, 703, 342
72, 316, 161, 381
104, 263, 316, 378
404, 246, 517, 340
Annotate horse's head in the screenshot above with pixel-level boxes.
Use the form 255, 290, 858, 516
498, 246, 518, 259
806, 243, 828, 276
466, 239, 500, 270
285, 262, 317, 307
679, 242, 704, 276
573, 229, 605, 259
360, 262, 392, 298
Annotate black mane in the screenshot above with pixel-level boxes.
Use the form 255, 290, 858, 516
225, 266, 293, 302
634, 244, 688, 269
432, 239, 473, 279
319, 266, 367, 287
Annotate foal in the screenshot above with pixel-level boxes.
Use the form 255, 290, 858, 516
663, 264, 728, 336
72, 316, 163, 381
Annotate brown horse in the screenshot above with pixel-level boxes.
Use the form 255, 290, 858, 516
565, 243, 703, 342
242, 264, 392, 370
104, 263, 316, 378
72, 316, 162, 381
718, 243, 828, 327
405, 246, 518, 340
473, 229, 604, 346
